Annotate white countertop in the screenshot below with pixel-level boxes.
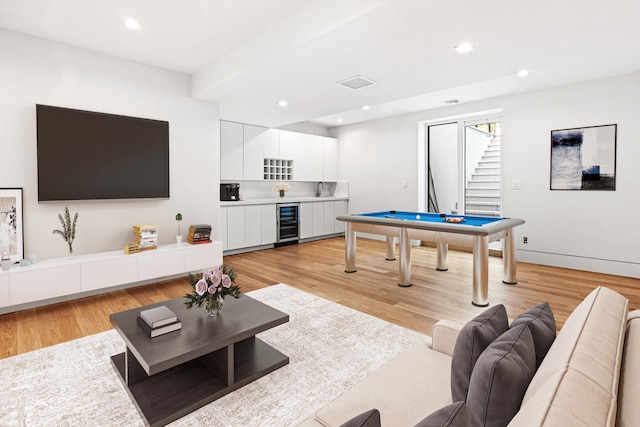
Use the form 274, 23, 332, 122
220, 196, 349, 206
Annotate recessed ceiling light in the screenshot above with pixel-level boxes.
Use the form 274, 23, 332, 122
454, 42, 474, 54
362, 105, 370, 111
123, 17, 141, 30
277, 100, 288, 107
337, 118, 344, 123
517, 69, 529, 78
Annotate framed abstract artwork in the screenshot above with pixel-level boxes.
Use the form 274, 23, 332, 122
0, 188, 24, 262
550, 124, 617, 191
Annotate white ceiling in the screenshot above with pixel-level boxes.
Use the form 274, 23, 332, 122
1, 0, 639, 129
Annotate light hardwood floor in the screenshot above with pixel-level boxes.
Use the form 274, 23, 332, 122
1, 237, 638, 360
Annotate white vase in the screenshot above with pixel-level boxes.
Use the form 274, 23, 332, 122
176, 235, 183, 246
1, 259, 12, 271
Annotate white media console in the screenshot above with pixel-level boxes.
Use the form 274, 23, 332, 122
0, 241, 223, 314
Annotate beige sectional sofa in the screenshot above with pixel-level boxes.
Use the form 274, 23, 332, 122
300, 286, 639, 426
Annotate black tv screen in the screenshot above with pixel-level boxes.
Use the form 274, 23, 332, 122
36, 104, 170, 201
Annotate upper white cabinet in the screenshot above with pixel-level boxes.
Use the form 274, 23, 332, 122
244, 125, 280, 181
294, 133, 324, 182
220, 121, 244, 181
323, 137, 338, 182
221, 120, 338, 182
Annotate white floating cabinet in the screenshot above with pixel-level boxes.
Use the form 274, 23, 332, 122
10, 263, 81, 305
81, 256, 138, 292
0, 242, 223, 313
0, 274, 9, 308
138, 247, 184, 281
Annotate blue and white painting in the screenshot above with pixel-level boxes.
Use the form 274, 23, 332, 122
550, 124, 616, 190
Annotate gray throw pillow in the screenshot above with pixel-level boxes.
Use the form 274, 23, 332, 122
414, 401, 471, 427
451, 304, 509, 402
466, 324, 536, 427
339, 409, 381, 427
510, 302, 556, 368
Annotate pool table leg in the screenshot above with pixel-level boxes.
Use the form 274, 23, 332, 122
398, 228, 412, 287
345, 222, 357, 273
436, 243, 448, 271
472, 235, 489, 307
502, 229, 517, 284
385, 236, 396, 261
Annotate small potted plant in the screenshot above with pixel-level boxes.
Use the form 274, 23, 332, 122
175, 213, 183, 245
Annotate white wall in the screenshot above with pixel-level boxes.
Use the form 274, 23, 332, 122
332, 72, 640, 278
0, 30, 220, 260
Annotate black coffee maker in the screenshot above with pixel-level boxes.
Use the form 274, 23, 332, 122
220, 183, 240, 201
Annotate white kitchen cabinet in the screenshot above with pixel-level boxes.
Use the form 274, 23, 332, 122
300, 202, 313, 239
10, 264, 81, 305
312, 202, 324, 236
81, 256, 138, 291
220, 120, 244, 181
279, 131, 296, 160
323, 201, 335, 235
245, 205, 262, 247
261, 204, 277, 244
334, 199, 348, 233
323, 137, 338, 181
262, 130, 280, 158
226, 205, 246, 250
220, 206, 228, 249
0, 274, 9, 307
244, 124, 280, 181
292, 133, 324, 181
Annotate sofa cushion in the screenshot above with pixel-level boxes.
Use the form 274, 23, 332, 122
508, 286, 628, 426
451, 305, 509, 402
511, 302, 556, 368
414, 402, 470, 427
340, 409, 381, 427
617, 311, 640, 427
466, 324, 536, 427
314, 342, 453, 427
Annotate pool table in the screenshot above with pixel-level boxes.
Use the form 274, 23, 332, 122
336, 211, 525, 306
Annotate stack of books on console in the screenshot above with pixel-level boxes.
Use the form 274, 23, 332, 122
188, 224, 212, 244
133, 224, 158, 251
137, 305, 182, 338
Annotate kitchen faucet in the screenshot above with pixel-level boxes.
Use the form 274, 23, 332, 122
316, 181, 324, 197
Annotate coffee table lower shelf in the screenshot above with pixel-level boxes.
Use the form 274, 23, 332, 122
111, 336, 289, 427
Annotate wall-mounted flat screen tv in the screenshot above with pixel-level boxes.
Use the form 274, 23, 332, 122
36, 104, 170, 201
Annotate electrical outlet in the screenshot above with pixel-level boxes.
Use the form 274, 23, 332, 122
523, 236, 528, 244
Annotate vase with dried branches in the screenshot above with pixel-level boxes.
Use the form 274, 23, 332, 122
52, 206, 79, 254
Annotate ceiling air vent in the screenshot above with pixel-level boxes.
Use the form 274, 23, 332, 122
337, 75, 377, 90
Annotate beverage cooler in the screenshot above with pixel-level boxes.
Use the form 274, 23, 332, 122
276, 203, 299, 244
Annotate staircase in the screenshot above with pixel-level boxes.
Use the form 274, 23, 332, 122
465, 135, 501, 217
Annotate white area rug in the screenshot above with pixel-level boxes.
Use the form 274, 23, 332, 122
0, 284, 427, 426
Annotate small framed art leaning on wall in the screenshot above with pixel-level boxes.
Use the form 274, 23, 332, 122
0, 188, 24, 263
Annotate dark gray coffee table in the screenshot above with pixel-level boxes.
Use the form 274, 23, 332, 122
110, 295, 289, 427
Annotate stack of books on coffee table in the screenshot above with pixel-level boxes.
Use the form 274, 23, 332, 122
137, 305, 182, 338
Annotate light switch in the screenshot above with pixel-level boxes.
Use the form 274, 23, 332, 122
512, 180, 522, 190
402, 180, 408, 189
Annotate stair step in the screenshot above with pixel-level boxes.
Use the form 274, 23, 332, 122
465, 209, 502, 217
467, 181, 500, 189
466, 187, 501, 194
466, 202, 501, 208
